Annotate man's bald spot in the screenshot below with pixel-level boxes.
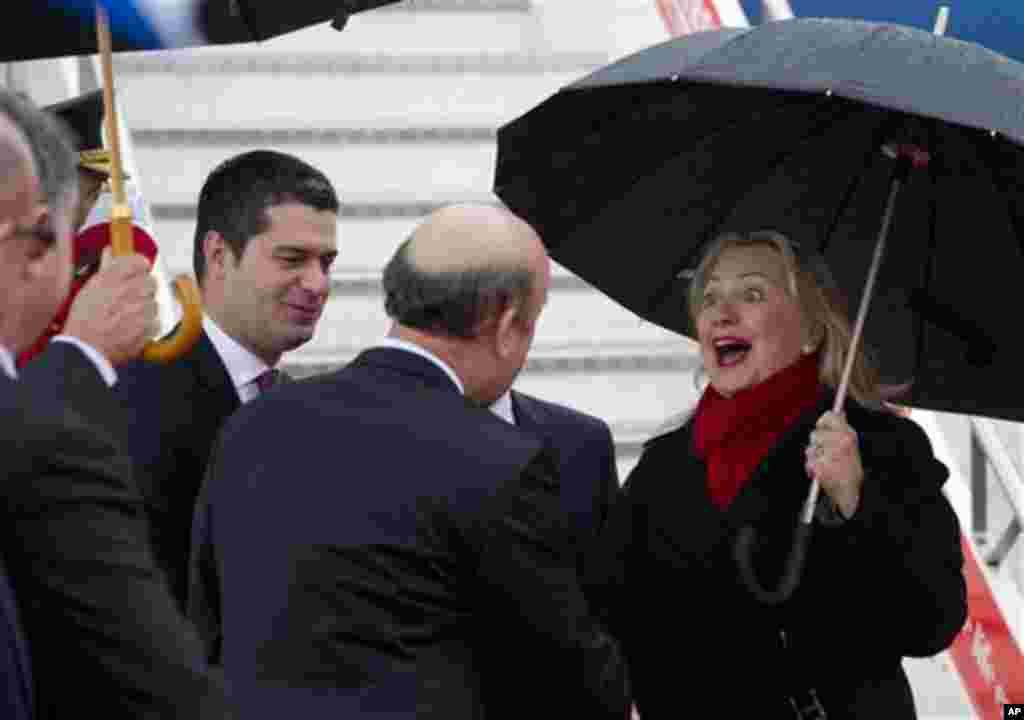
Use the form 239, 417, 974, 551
0, 112, 38, 228
406, 204, 545, 276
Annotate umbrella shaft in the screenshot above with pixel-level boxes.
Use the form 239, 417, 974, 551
803, 169, 905, 525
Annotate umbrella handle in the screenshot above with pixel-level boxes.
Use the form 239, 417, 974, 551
109, 206, 203, 363
99, 5, 202, 364
734, 522, 814, 605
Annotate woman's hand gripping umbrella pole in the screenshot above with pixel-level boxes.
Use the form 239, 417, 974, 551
95, 4, 201, 363
733, 145, 925, 604
733, 6, 949, 605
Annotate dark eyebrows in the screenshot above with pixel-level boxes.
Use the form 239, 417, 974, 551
274, 246, 336, 258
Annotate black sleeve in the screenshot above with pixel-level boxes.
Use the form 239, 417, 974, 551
472, 447, 631, 719
20, 340, 126, 438
827, 418, 967, 657
4, 402, 231, 719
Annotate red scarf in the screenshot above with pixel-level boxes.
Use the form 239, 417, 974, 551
693, 353, 824, 510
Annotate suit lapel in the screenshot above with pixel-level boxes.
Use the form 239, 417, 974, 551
190, 330, 241, 419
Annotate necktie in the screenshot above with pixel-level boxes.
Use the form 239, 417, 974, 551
255, 368, 286, 394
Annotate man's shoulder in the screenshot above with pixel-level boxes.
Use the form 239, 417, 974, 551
0, 375, 117, 469
513, 391, 611, 437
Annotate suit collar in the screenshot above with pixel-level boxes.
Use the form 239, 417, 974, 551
353, 347, 464, 396
370, 338, 464, 394
510, 390, 544, 427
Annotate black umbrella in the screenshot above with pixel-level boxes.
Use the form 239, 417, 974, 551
495, 15, 1024, 602
4, 0, 400, 63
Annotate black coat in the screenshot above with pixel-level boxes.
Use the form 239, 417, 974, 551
115, 330, 240, 611
593, 393, 966, 719
2, 343, 230, 718
190, 347, 630, 719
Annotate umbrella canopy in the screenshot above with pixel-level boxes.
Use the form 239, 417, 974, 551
782, 0, 1024, 65
495, 17, 1024, 422
3, 0, 400, 63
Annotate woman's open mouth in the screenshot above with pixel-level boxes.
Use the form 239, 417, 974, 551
714, 337, 752, 368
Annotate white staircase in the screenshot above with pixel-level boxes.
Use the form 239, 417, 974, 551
110, 0, 700, 476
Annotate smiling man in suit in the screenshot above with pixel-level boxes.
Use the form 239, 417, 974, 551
115, 150, 340, 614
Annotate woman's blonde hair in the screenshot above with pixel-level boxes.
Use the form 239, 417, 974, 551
687, 230, 882, 408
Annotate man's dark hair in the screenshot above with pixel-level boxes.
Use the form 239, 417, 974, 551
193, 150, 339, 284
382, 238, 533, 339
0, 90, 77, 220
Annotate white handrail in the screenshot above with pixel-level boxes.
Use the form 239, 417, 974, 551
969, 416, 1024, 527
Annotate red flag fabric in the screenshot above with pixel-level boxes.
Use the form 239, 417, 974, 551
655, 0, 722, 35
17, 183, 158, 367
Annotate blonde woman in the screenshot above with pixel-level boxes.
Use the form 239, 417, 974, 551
593, 230, 966, 718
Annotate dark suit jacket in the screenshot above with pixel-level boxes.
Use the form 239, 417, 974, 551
189, 347, 629, 719
115, 330, 239, 611
2, 344, 230, 718
0, 551, 31, 720
510, 390, 618, 572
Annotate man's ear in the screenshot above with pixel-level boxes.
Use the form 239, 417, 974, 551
494, 300, 522, 359
0, 220, 14, 247
203, 230, 229, 277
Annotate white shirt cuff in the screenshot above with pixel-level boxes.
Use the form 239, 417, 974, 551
51, 336, 119, 387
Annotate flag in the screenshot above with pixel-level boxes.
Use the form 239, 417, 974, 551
655, 0, 751, 36
761, 0, 795, 21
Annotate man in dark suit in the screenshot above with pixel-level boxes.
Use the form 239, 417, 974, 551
0, 86, 42, 720
116, 150, 340, 612
0, 90, 229, 718
496, 389, 619, 575
190, 204, 630, 719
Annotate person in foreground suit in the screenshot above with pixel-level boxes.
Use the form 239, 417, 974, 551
116, 149, 339, 612
190, 204, 630, 719
0, 91, 230, 719
0, 88, 43, 720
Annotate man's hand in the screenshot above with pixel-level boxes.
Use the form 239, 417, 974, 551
63, 247, 159, 366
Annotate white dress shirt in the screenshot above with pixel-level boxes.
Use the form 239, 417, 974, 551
0, 345, 16, 380
203, 315, 272, 404
489, 391, 516, 425
0, 338, 117, 385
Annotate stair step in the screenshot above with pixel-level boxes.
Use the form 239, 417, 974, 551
132, 129, 496, 206
282, 278, 688, 357
384, 0, 533, 10
187, 4, 538, 56
113, 52, 599, 130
